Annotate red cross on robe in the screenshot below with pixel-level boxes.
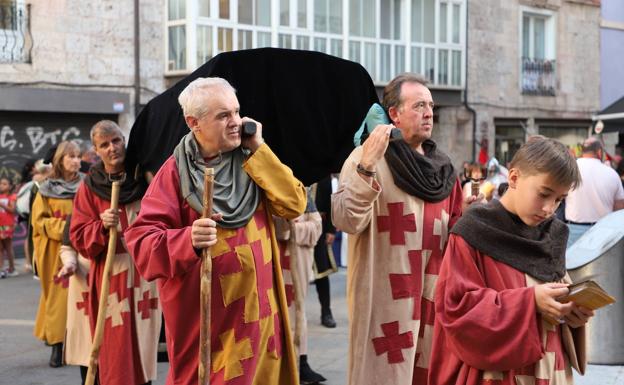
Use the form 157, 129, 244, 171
137, 290, 159, 320
389, 250, 423, 320
53, 271, 69, 288
76, 291, 89, 316
376, 202, 417, 245
371, 321, 414, 364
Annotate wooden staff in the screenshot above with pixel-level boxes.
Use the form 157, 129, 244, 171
85, 181, 121, 385
198, 168, 215, 385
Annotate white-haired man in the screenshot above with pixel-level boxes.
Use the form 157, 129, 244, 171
126, 77, 305, 385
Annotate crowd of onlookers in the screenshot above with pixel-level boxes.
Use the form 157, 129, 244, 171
0, 141, 98, 278
459, 136, 624, 249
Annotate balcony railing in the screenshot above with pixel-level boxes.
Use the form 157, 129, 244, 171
521, 57, 556, 96
1, 3, 33, 63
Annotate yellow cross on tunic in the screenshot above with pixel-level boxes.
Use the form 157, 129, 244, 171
218, 214, 276, 324
212, 328, 254, 381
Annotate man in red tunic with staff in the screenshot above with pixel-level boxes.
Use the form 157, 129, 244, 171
71, 120, 161, 385
125, 77, 305, 385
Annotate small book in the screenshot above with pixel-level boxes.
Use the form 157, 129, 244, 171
542, 280, 615, 326
558, 280, 616, 309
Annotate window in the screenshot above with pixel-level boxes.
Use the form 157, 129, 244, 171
279, 33, 292, 48
296, 35, 310, 50
280, 0, 289, 26
380, 0, 401, 40
238, 29, 252, 50
330, 39, 342, 58
411, 0, 435, 43
220, 0, 230, 19
314, 0, 342, 33
281, 0, 309, 28
314, 37, 327, 53
298, 0, 307, 28
1, 0, 31, 63
239, 0, 270, 26
1, 0, 17, 30
165, 0, 465, 87
520, 8, 556, 95
168, 0, 185, 20
350, 0, 375, 37
198, 0, 210, 17
218, 27, 233, 52
197, 25, 213, 65
523, 14, 547, 59
168, 25, 186, 71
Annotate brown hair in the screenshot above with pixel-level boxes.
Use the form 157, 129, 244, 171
581, 136, 602, 155
510, 135, 581, 190
51, 141, 81, 179
382, 73, 428, 111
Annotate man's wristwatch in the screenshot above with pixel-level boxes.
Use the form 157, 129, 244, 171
356, 163, 376, 177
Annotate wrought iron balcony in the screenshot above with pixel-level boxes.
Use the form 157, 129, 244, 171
521, 57, 556, 96
1, 3, 33, 63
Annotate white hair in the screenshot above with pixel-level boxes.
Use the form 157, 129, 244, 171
178, 77, 236, 118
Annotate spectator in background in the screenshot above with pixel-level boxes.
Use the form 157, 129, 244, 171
485, 157, 508, 200
20, 160, 52, 274
79, 140, 99, 172
0, 176, 18, 278
32, 141, 84, 368
616, 160, 624, 189
565, 137, 624, 247
313, 175, 339, 328
16, 158, 39, 273
275, 187, 326, 384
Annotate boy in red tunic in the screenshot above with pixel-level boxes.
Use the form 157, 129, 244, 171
430, 136, 593, 385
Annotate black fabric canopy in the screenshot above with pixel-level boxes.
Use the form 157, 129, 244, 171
127, 48, 379, 185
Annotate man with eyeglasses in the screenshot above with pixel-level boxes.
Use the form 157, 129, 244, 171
332, 73, 470, 385
125, 77, 306, 385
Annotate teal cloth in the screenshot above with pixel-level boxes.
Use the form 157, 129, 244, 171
353, 103, 390, 146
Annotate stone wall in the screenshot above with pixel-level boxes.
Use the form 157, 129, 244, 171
466, 0, 601, 157
0, 0, 166, 134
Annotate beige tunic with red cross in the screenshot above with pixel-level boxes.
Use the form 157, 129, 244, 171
332, 146, 463, 385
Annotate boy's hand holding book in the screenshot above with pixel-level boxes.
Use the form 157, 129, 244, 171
563, 306, 594, 328
537, 279, 614, 326
535, 283, 574, 323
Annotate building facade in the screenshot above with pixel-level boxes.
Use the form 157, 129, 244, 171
467, 0, 602, 166
0, 0, 166, 183
164, 0, 473, 167
0, 0, 608, 180
597, 0, 624, 149
601, 0, 624, 109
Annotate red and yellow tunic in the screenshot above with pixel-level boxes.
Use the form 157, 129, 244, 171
126, 144, 305, 385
